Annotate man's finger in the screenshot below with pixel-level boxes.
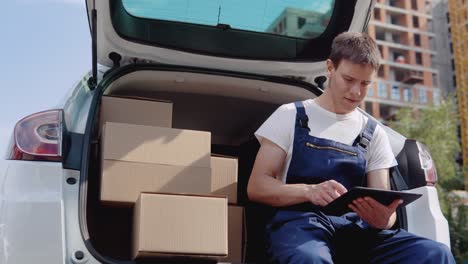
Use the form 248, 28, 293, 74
388, 199, 403, 211
349, 204, 367, 219
328, 189, 342, 200
329, 180, 347, 195
363, 197, 381, 209
321, 192, 335, 204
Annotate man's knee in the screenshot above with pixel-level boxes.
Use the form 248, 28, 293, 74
427, 241, 454, 262
290, 244, 333, 264
414, 240, 455, 263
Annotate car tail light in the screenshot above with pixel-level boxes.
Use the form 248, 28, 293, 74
8, 109, 63, 162
416, 141, 437, 186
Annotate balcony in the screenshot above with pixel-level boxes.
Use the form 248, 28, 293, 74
370, 21, 436, 37
375, 3, 433, 20
398, 70, 425, 84
376, 40, 436, 55
382, 60, 438, 73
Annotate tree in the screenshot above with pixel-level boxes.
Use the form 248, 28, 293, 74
390, 94, 464, 191
389, 94, 467, 262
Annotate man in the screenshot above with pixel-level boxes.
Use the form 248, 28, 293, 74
247, 32, 454, 263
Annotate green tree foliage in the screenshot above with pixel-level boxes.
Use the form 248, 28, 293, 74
447, 195, 468, 263
390, 95, 464, 191
390, 94, 467, 262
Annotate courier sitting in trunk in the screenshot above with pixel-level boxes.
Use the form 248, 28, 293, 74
246, 32, 455, 264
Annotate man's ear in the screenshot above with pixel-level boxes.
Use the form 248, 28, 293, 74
326, 59, 335, 78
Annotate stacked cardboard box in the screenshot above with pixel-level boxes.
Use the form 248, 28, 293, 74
100, 96, 246, 261
211, 155, 248, 262
133, 193, 228, 259
100, 95, 173, 128
101, 122, 212, 204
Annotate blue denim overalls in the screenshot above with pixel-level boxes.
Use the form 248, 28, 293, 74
265, 101, 454, 264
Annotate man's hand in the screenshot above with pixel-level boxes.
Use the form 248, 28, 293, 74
349, 197, 402, 229
305, 180, 347, 206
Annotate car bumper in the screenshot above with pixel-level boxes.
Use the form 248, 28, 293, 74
0, 160, 94, 264
405, 186, 451, 248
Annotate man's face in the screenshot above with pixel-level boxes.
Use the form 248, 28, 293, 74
326, 59, 376, 114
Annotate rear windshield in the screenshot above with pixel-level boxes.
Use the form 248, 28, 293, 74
110, 0, 357, 61
122, 0, 334, 39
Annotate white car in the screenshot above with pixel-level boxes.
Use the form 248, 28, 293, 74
0, 0, 450, 263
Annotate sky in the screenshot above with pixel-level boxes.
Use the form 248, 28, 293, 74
0, 0, 90, 157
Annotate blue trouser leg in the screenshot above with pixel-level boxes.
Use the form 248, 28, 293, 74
366, 229, 455, 264
332, 215, 455, 264
266, 211, 336, 264
266, 211, 455, 264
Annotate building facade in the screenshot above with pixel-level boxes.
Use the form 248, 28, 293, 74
365, 0, 440, 121
432, 0, 457, 97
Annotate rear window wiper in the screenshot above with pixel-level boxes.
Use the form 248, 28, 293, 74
216, 23, 232, 31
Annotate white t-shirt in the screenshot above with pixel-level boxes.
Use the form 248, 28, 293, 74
255, 99, 397, 183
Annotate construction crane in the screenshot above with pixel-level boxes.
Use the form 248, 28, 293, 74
448, 0, 468, 190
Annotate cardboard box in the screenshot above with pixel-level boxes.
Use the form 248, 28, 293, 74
224, 205, 245, 263
102, 122, 211, 168
211, 155, 238, 204
100, 96, 172, 129
100, 122, 212, 204
132, 193, 228, 259
101, 160, 211, 204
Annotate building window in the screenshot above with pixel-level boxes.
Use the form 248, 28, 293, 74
446, 13, 450, 23
404, 87, 412, 102
391, 86, 400, 100
365, 102, 373, 115
368, 85, 374, 97
297, 17, 306, 29
378, 82, 387, 98
414, 34, 421, 46
413, 16, 419, 27
393, 52, 401, 61
433, 90, 440, 106
374, 9, 381, 20
378, 67, 385, 77
376, 31, 385, 41
450, 42, 453, 53
411, 0, 418, 10
419, 88, 427, 104
392, 33, 401, 43
453, 75, 457, 87
452, 59, 455, 71
416, 52, 423, 65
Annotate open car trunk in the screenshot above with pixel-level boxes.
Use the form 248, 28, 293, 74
84, 66, 320, 263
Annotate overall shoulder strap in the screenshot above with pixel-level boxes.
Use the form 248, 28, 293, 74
294, 101, 310, 131
355, 118, 377, 151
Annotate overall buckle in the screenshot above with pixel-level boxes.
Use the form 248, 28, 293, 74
358, 136, 370, 149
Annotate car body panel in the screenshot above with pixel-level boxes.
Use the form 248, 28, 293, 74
0, 161, 66, 263
85, 0, 374, 84
405, 186, 451, 247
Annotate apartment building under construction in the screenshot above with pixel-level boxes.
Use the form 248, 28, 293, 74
365, 0, 441, 121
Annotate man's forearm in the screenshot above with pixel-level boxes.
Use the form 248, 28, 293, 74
247, 173, 310, 207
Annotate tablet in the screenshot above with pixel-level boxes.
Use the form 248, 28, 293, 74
322, 187, 422, 216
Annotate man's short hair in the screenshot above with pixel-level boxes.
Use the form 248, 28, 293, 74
329, 32, 381, 71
